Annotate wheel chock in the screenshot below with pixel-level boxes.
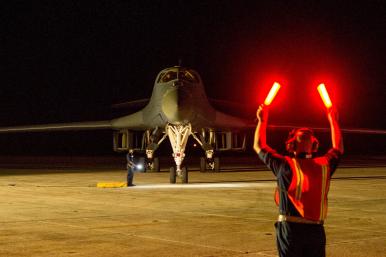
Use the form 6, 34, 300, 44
96, 182, 127, 188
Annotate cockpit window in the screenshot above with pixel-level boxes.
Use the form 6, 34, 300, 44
180, 70, 199, 83
158, 71, 177, 83
157, 69, 200, 84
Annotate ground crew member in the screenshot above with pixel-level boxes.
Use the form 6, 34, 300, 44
126, 150, 136, 187
254, 104, 344, 257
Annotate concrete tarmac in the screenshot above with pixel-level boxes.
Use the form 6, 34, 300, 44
1, 165, 386, 257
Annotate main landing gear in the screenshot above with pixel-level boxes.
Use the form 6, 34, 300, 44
144, 128, 168, 173
145, 157, 160, 172
193, 129, 220, 173
200, 156, 220, 172
125, 155, 158, 173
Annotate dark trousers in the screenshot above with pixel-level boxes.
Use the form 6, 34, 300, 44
275, 221, 326, 257
127, 168, 134, 186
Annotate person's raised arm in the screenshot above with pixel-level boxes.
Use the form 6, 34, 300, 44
254, 104, 269, 154
327, 107, 344, 154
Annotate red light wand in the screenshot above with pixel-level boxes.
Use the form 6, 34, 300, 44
317, 83, 332, 108
264, 82, 281, 106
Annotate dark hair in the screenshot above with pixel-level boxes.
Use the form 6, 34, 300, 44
286, 128, 319, 153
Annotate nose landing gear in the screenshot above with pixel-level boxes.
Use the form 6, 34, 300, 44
166, 123, 191, 184
169, 166, 188, 184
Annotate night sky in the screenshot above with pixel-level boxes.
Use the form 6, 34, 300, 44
1, 1, 386, 155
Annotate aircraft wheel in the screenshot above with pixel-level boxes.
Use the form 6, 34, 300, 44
169, 167, 176, 184
153, 157, 160, 172
147, 157, 160, 172
200, 157, 206, 172
214, 157, 220, 172
182, 166, 188, 184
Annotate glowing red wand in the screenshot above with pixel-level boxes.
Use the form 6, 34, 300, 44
317, 83, 332, 108
264, 82, 281, 106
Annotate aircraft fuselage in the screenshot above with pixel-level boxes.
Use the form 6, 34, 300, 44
111, 66, 245, 131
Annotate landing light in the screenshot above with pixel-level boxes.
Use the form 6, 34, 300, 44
317, 83, 332, 108
264, 82, 281, 106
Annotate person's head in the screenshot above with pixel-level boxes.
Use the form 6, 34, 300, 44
286, 128, 319, 155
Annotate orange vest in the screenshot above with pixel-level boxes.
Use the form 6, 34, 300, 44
275, 156, 331, 222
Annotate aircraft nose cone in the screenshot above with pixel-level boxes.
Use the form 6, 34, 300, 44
162, 88, 194, 123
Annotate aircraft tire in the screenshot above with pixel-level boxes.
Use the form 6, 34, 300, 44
182, 166, 188, 184
145, 157, 160, 172
169, 167, 176, 184
151, 157, 160, 172
153, 157, 160, 172
200, 157, 206, 172
214, 157, 220, 172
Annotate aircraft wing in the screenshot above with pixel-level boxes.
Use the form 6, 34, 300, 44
111, 99, 149, 110
205, 109, 386, 135
0, 120, 112, 133
210, 110, 251, 130
209, 99, 386, 135
0, 105, 153, 133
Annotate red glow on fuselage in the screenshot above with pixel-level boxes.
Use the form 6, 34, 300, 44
317, 83, 332, 108
264, 82, 281, 105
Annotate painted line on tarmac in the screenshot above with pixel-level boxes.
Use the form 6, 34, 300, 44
40, 220, 247, 255
126, 182, 275, 189
255, 251, 278, 256
119, 232, 247, 254
326, 223, 386, 234
327, 235, 386, 246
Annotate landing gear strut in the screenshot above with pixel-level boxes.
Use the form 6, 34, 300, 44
166, 123, 192, 184
200, 156, 220, 172
144, 128, 168, 172
191, 129, 221, 173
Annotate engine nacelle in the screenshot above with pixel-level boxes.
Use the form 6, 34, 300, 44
215, 131, 246, 151
113, 129, 145, 152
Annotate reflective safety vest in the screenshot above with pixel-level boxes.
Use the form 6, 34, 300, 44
275, 156, 331, 222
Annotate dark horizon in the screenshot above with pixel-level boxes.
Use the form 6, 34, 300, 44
1, 1, 385, 155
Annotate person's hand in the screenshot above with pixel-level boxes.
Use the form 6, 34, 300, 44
256, 104, 268, 122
